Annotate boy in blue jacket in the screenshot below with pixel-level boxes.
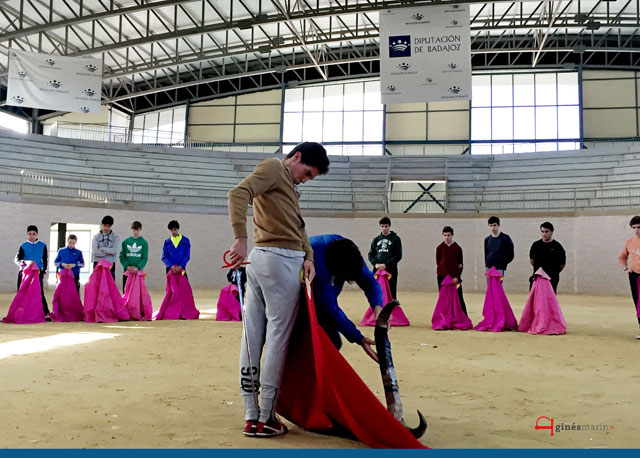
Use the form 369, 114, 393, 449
162, 220, 190, 276
54, 234, 85, 292
310, 234, 382, 362
15, 225, 50, 319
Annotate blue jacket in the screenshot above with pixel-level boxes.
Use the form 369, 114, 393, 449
54, 247, 85, 276
15, 240, 48, 271
484, 232, 515, 270
310, 234, 383, 349
162, 235, 191, 269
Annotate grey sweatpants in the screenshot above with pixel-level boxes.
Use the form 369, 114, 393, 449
239, 247, 304, 423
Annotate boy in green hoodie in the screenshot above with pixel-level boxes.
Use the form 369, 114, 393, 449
119, 220, 149, 292
368, 216, 403, 300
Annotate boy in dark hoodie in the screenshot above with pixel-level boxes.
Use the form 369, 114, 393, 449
368, 216, 403, 299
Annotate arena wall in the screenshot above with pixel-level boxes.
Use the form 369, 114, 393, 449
0, 199, 633, 297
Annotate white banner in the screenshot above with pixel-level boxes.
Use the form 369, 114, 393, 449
380, 4, 471, 104
7, 50, 102, 114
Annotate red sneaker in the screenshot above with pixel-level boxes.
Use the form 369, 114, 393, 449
243, 420, 258, 437
256, 417, 288, 437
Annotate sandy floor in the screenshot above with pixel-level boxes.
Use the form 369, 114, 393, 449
0, 287, 638, 449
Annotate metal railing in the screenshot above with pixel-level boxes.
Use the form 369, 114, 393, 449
2, 165, 640, 214
49, 122, 187, 147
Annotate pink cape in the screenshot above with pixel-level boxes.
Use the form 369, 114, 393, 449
278, 283, 427, 449
216, 284, 241, 321
3, 263, 46, 324
154, 270, 199, 320
518, 268, 567, 335
51, 268, 84, 322
474, 266, 518, 332
122, 270, 153, 321
84, 259, 130, 323
359, 269, 410, 326
431, 275, 473, 330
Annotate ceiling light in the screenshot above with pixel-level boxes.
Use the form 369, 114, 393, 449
585, 21, 601, 30
236, 19, 253, 30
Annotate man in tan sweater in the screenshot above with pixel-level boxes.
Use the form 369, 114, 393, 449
227, 142, 329, 437
618, 215, 640, 339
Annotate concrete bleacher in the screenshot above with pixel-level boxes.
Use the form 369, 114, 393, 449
1, 127, 639, 213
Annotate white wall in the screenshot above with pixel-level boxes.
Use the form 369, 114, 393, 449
1, 200, 635, 298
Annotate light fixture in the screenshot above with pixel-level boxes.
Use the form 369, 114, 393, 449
585, 21, 601, 30
574, 13, 589, 23
236, 19, 253, 30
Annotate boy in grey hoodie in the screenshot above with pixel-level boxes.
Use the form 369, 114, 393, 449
92, 215, 120, 280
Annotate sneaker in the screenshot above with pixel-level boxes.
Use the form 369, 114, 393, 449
243, 420, 258, 437
636, 333, 640, 340
256, 417, 288, 437
45, 315, 53, 322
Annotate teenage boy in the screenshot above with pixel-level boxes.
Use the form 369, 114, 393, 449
618, 215, 640, 339
310, 234, 382, 360
484, 216, 514, 277
368, 216, 403, 299
15, 224, 50, 319
92, 215, 120, 280
435, 226, 468, 315
162, 220, 190, 276
529, 222, 566, 293
120, 221, 149, 291
54, 234, 85, 292
227, 141, 329, 438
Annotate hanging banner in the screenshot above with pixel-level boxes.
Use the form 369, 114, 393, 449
380, 4, 471, 104
6, 49, 102, 114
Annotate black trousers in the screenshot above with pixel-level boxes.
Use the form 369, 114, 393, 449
529, 275, 559, 293
93, 261, 116, 280
17, 271, 50, 316
437, 275, 468, 316
628, 271, 640, 326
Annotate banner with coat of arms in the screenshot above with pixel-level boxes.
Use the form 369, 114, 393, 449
380, 4, 471, 104
6, 49, 102, 114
